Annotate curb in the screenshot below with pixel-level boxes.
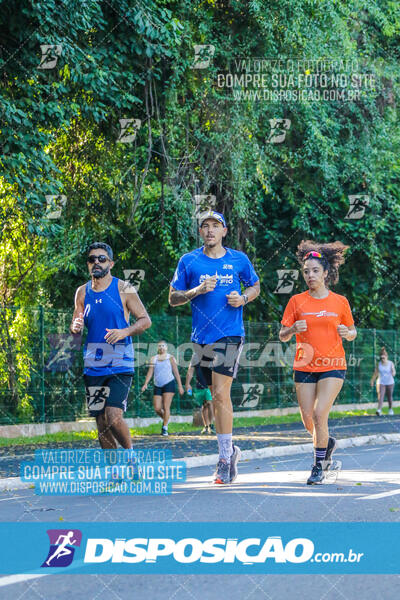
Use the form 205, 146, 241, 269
2, 433, 400, 491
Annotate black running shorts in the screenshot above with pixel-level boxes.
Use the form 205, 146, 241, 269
191, 336, 244, 387
83, 373, 133, 416
154, 379, 176, 396
294, 369, 346, 383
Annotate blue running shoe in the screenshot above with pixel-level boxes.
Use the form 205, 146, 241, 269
213, 460, 230, 484
307, 463, 325, 485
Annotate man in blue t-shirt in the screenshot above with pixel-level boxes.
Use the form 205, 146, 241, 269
169, 211, 260, 484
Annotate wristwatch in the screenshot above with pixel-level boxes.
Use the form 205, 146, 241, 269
242, 294, 249, 305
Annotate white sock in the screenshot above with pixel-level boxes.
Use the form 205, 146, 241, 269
217, 433, 233, 462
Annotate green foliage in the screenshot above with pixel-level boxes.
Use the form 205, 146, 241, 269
1, 0, 400, 321
1, 0, 400, 420
16, 395, 35, 422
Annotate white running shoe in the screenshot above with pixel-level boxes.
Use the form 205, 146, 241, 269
388, 408, 394, 416
229, 445, 241, 483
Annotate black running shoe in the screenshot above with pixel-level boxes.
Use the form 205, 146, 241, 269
307, 463, 324, 485
323, 437, 337, 471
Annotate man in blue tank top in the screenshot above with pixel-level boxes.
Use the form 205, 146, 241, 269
70, 242, 151, 450
169, 211, 260, 484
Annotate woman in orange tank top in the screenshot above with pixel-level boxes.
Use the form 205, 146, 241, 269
279, 240, 357, 485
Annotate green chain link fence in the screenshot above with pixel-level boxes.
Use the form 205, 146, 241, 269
0, 307, 398, 425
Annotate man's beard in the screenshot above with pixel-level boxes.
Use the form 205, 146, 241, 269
92, 265, 110, 279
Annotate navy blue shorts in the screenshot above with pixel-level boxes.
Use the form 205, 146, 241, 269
83, 373, 133, 416
154, 379, 176, 396
192, 336, 244, 386
294, 370, 346, 383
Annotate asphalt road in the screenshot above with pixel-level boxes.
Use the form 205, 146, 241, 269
1, 442, 400, 599
2, 414, 400, 478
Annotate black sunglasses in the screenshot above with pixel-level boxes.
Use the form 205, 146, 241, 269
88, 255, 108, 264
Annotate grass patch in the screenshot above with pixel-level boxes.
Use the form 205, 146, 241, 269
0, 407, 396, 447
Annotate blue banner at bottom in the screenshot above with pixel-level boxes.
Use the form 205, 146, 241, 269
0, 522, 399, 574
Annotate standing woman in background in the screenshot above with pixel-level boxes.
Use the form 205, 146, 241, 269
279, 241, 357, 485
141, 340, 184, 435
370, 347, 396, 416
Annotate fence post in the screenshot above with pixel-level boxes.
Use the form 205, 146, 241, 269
247, 321, 250, 407
351, 334, 355, 404
135, 338, 139, 418
176, 315, 180, 414
278, 323, 281, 408
39, 305, 45, 423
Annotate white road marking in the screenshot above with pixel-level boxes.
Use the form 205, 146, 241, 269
0, 496, 24, 502
355, 446, 388, 452
0, 560, 86, 587
0, 574, 48, 587
358, 488, 400, 500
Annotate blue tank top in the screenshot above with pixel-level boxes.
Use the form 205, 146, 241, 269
83, 277, 134, 375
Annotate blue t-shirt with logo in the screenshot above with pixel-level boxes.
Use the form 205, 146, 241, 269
171, 247, 259, 344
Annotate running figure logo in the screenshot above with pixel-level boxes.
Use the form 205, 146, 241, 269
86, 386, 110, 412
345, 194, 369, 220
267, 118, 291, 144
41, 529, 82, 568
192, 45, 215, 69
37, 44, 63, 69
240, 383, 264, 408
117, 118, 141, 143
123, 269, 145, 292
45, 194, 67, 219
274, 270, 299, 294
193, 194, 216, 219
45, 334, 81, 373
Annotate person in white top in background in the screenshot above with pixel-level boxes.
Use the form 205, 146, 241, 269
141, 340, 184, 435
370, 347, 396, 416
